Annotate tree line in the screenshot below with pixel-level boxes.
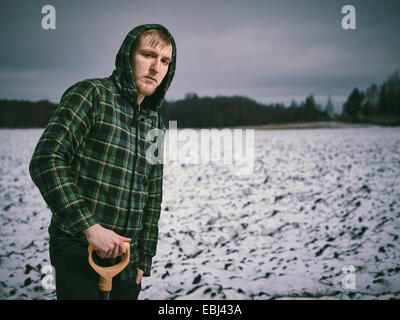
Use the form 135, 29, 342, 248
342, 70, 400, 123
1, 69, 398, 128
160, 94, 328, 128
0, 94, 329, 129
0, 99, 56, 128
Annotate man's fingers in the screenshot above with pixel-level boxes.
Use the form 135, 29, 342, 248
115, 236, 131, 255
118, 241, 127, 256
96, 250, 106, 259
107, 249, 115, 259
91, 232, 130, 259
93, 247, 105, 259
117, 244, 124, 257
112, 245, 120, 259
120, 240, 130, 255
104, 249, 111, 259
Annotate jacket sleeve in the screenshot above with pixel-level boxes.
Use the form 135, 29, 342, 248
29, 80, 100, 236
138, 116, 165, 277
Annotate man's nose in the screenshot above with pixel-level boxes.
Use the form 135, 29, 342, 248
150, 60, 161, 73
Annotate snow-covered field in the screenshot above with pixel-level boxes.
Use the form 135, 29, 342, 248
0, 124, 399, 300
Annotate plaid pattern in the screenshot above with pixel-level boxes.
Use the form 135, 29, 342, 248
29, 24, 176, 279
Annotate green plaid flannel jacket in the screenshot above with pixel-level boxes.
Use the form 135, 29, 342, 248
29, 24, 176, 279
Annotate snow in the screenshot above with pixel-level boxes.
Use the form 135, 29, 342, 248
0, 124, 399, 300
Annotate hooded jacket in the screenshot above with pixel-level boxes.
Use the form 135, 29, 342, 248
29, 24, 176, 279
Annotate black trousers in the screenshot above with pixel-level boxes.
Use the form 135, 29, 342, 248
51, 241, 142, 300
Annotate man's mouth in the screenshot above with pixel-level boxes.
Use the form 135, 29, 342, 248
145, 76, 157, 83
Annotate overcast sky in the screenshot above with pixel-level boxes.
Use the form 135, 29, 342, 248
0, 0, 399, 114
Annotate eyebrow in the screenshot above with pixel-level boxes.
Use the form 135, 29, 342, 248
141, 48, 172, 62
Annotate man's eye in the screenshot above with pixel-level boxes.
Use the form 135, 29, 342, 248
162, 60, 169, 65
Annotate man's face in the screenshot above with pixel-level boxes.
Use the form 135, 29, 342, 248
131, 35, 172, 99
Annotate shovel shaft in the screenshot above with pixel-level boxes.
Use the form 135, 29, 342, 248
98, 275, 113, 292
99, 290, 111, 300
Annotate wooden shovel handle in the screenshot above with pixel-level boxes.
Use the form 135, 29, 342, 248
88, 242, 130, 292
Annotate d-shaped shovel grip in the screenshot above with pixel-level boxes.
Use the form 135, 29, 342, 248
88, 242, 130, 292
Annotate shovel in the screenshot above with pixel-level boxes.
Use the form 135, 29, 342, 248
88, 242, 130, 300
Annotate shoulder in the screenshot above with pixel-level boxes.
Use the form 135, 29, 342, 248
60, 79, 99, 101
84, 77, 116, 94
62, 77, 115, 99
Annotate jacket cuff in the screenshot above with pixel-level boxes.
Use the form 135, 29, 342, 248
66, 213, 99, 237
138, 255, 153, 277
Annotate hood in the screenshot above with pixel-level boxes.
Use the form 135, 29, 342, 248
111, 24, 177, 112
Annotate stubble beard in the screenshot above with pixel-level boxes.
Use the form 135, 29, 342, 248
140, 78, 157, 97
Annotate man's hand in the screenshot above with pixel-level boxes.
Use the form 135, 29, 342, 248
136, 268, 144, 285
83, 223, 131, 259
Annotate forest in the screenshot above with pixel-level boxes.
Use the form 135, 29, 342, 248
0, 70, 399, 128
342, 70, 400, 124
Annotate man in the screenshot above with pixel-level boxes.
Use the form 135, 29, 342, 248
29, 24, 176, 300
